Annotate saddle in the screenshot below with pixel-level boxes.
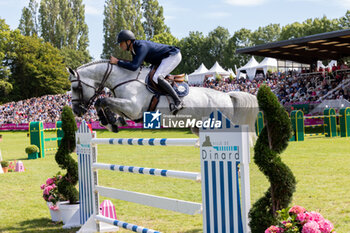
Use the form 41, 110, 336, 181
146, 66, 189, 111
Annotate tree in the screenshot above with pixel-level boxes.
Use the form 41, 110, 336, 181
250, 24, 281, 45
60, 46, 91, 69
0, 19, 12, 102
38, 0, 89, 51
229, 28, 253, 68
280, 16, 341, 41
204, 26, 230, 68
176, 31, 207, 74
150, 32, 178, 46
18, 0, 39, 36
142, 0, 169, 40
339, 10, 350, 28
5, 31, 70, 100
102, 0, 145, 59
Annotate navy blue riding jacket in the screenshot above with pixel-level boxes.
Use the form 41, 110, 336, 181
117, 40, 180, 71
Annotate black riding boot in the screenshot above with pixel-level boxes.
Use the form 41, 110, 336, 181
157, 76, 184, 113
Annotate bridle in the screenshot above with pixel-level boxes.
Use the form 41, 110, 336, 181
70, 62, 145, 112
70, 63, 113, 111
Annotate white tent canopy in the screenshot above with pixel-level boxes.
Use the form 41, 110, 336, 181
227, 68, 236, 77
187, 63, 209, 85
237, 57, 278, 80
256, 57, 277, 75
237, 57, 259, 79
206, 61, 230, 76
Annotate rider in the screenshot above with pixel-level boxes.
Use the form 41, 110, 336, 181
110, 29, 184, 113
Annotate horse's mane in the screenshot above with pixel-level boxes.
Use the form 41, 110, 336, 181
77, 59, 109, 70
77, 59, 150, 72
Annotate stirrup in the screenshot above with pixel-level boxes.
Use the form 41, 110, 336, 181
170, 102, 184, 114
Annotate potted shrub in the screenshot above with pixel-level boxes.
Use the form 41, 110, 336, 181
55, 106, 79, 225
25, 145, 39, 159
1, 161, 9, 173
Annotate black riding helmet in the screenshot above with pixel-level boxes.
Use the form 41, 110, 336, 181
117, 30, 135, 43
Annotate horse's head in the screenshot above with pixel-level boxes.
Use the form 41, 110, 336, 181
67, 67, 97, 117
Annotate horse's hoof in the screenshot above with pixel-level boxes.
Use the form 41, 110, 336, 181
105, 108, 117, 124
112, 124, 119, 133
118, 117, 128, 127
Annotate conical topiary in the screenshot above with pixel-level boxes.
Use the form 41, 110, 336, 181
55, 106, 78, 204
249, 85, 296, 233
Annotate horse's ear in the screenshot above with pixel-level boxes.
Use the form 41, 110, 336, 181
66, 67, 77, 80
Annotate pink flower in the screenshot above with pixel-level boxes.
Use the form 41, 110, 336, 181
302, 221, 321, 233
40, 184, 46, 190
290, 205, 306, 215
318, 219, 334, 233
46, 178, 54, 185
265, 225, 281, 233
49, 205, 59, 210
48, 195, 54, 201
44, 186, 53, 195
309, 211, 324, 223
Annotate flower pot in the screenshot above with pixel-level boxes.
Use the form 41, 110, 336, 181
46, 201, 69, 222
2, 167, 8, 173
28, 152, 39, 160
59, 202, 80, 225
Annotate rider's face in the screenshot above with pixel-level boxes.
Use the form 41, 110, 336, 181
119, 41, 128, 51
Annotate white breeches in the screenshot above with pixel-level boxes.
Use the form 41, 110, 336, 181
153, 52, 182, 83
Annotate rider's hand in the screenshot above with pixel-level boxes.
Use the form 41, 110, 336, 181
110, 56, 119, 64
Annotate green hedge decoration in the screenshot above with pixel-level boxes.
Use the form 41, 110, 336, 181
249, 85, 296, 233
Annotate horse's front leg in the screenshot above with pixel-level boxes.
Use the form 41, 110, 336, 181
95, 98, 128, 133
95, 97, 140, 131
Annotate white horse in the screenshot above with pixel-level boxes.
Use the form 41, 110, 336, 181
68, 60, 259, 144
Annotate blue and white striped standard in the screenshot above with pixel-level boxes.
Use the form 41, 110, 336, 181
91, 138, 197, 146
76, 122, 95, 226
95, 215, 160, 233
200, 111, 251, 233
93, 163, 200, 181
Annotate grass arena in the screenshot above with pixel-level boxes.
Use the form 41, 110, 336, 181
0, 128, 349, 233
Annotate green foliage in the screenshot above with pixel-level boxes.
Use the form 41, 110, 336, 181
5, 32, 69, 100
142, 0, 169, 40
60, 46, 92, 69
1, 161, 9, 168
25, 145, 39, 154
250, 23, 281, 45
249, 85, 296, 233
102, 0, 145, 59
55, 106, 78, 204
204, 26, 230, 67
279, 16, 342, 41
38, 0, 89, 51
177, 31, 207, 74
151, 32, 178, 46
18, 0, 39, 37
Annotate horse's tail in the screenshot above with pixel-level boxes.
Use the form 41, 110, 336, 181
228, 91, 259, 146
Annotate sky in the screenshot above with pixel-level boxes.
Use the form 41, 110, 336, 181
0, 0, 349, 60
